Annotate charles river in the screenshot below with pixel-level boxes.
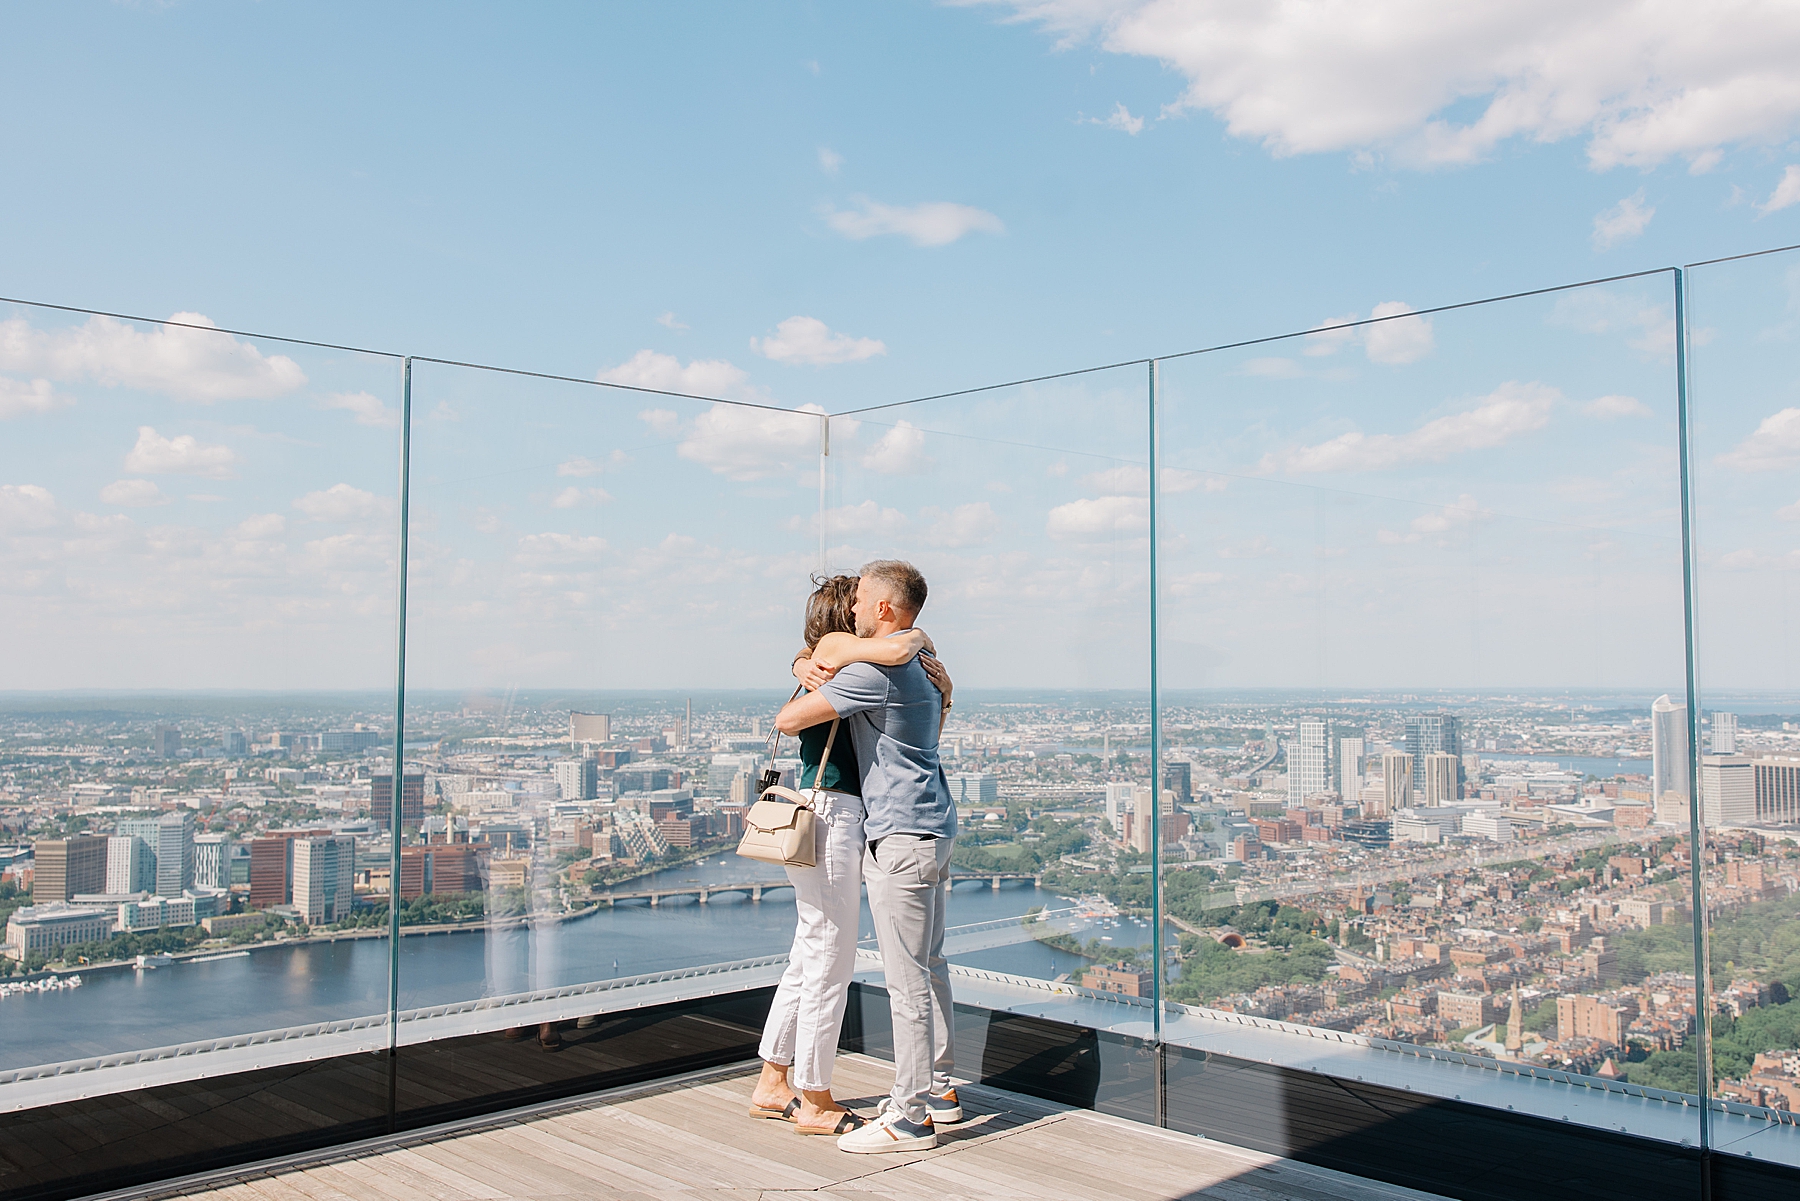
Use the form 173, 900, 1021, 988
0, 857, 1155, 1072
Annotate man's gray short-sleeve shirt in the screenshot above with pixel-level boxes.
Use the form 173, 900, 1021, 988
819, 657, 956, 842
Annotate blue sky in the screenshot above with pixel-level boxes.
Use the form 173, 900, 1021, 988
0, 2, 1796, 693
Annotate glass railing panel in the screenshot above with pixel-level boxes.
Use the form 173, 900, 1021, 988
0, 302, 403, 1100
1686, 247, 1800, 1166
394, 360, 823, 1041
1153, 276, 1703, 1145
822, 367, 1154, 1036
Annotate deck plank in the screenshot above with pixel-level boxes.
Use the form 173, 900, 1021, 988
151, 1057, 1448, 1201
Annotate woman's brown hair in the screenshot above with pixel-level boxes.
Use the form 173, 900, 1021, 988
803, 574, 859, 650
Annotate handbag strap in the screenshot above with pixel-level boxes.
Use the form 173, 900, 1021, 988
811, 715, 842, 800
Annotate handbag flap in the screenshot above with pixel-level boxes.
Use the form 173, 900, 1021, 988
746, 793, 810, 833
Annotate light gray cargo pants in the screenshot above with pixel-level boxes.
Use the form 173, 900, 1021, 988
863, 832, 955, 1123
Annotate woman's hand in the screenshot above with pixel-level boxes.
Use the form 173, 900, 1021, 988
793, 653, 838, 692
919, 654, 953, 709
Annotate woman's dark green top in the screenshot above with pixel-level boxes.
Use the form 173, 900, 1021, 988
798, 714, 860, 795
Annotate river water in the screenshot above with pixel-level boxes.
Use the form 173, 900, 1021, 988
0, 855, 1158, 1071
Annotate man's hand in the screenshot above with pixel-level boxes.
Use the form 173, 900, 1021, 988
920, 655, 952, 707
793, 654, 838, 692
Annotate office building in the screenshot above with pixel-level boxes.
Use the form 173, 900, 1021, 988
222, 730, 248, 756
105, 835, 155, 894
118, 811, 194, 898
400, 845, 482, 898
1651, 694, 1689, 824
318, 729, 384, 754
1711, 711, 1738, 755
1404, 715, 1460, 794
248, 829, 331, 908
570, 712, 611, 746
5, 902, 113, 960
1288, 718, 1330, 806
292, 837, 354, 925
1337, 736, 1365, 798
1422, 752, 1460, 806
1701, 755, 1756, 827
1164, 759, 1192, 803
118, 894, 199, 933
30, 837, 107, 902
1380, 753, 1414, 814
1754, 757, 1800, 824
1557, 993, 1639, 1047
153, 724, 182, 759
1105, 782, 1135, 830
193, 833, 234, 892
553, 757, 599, 801
370, 773, 426, 833
1463, 811, 1513, 841
947, 772, 999, 806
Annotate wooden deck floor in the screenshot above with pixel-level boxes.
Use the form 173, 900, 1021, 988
165, 1055, 1450, 1201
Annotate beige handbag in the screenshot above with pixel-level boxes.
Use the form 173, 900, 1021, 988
735, 693, 840, 868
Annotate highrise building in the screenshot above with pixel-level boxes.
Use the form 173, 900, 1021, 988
1422, 753, 1460, 806
1163, 760, 1192, 803
118, 811, 194, 898
1651, 695, 1689, 824
105, 835, 155, 894
32, 837, 107, 901
1287, 719, 1330, 806
153, 725, 182, 759
248, 829, 331, 909
1404, 715, 1461, 793
193, 833, 234, 892
946, 772, 999, 806
370, 773, 426, 834
570, 712, 612, 747
1337, 736, 1365, 799
1379, 753, 1414, 815
553, 757, 599, 801
222, 730, 248, 757
1105, 782, 1135, 831
292, 837, 354, 925
1711, 712, 1739, 755
1701, 755, 1756, 827
1755, 757, 1800, 824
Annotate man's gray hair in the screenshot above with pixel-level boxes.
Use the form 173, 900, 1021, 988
861, 559, 928, 615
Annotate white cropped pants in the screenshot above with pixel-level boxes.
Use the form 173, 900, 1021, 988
757, 789, 866, 1092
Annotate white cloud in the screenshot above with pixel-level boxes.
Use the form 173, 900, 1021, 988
822, 196, 1005, 247
1547, 290, 1672, 356
1217, 535, 1277, 559
1262, 381, 1557, 474
1777, 498, 1800, 521
100, 479, 168, 508
1080, 465, 1219, 494
818, 147, 844, 175
1378, 493, 1488, 543
0, 312, 305, 402
0, 376, 72, 418
232, 513, 286, 541
1717, 407, 1800, 472
860, 421, 935, 474
1592, 190, 1655, 249
751, 316, 887, 365
550, 486, 612, 508
1363, 302, 1435, 364
985, 1, 1800, 169
1047, 495, 1149, 539
923, 501, 1001, 547
1303, 316, 1360, 357
557, 456, 604, 477
321, 391, 399, 427
1585, 393, 1653, 419
817, 500, 910, 540
1242, 357, 1305, 378
1085, 102, 1145, 134
666, 403, 828, 482
516, 532, 608, 564
0, 483, 57, 530
123, 426, 239, 479
599, 349, 759, 400
1759, 165, 1800, 213
656, 312, 690, 330
294, 483, 383, 522
1298, 302, 1433, 363
638, 408, 682, 435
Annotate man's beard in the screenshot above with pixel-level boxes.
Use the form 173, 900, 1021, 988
855, 615, 875, 638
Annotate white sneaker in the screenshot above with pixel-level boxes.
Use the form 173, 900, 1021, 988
836, 1099, 937, 1154
926, 1087, 964, 1124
